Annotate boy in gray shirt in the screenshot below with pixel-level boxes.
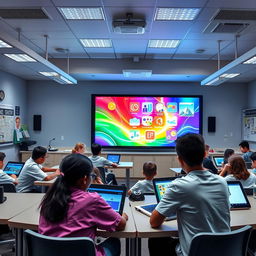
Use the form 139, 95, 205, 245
0, 152, 18, 184
150, 133, 230, 256
128, 161, 157, 195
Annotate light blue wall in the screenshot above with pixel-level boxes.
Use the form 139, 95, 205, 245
0, 70, 27, 161
27, 80, 248, 149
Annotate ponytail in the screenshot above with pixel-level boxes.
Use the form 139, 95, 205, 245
40, 175, 71, 222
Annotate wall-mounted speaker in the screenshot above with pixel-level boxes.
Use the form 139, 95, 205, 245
208, 116, 216, 133
33, 115, 41, 131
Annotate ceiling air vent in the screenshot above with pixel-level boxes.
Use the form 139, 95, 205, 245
214, 10, 256, 21
0, 8, 50, 19
212, 23, 249, 33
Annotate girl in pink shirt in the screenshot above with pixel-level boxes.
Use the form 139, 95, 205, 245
39, 154, 127, 256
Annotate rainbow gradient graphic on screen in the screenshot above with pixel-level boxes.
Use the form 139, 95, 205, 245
92, 95, 202, 148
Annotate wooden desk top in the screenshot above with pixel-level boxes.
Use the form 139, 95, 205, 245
34, 178, 56, 187
130, 195, 256, 238
9, 198, 136, 238
0, 193, 44, 225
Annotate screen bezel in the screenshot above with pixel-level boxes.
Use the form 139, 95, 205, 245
3, 161, 24, 176
153, 177, 177, 202
212, 156, 224, 167
87, 184, 126, 215
91, 94, 203, 151
227, 181, 251, 210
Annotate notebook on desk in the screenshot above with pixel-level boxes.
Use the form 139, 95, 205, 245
135, 177, 177, 220
3, 162, 24, 176
227, 181, 251, 210
212, 156, 224, 168
88, 184, 126, 215
107, 154, 121, 164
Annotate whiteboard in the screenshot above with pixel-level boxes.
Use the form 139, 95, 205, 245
0, 105, 14, 144
242, 109, 256, 142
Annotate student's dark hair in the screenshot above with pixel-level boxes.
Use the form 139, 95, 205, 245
175, 133, 205, 167
32, 146, 47, 160
0, 152, 6, 162
40, 154, 93, 223
223, 148, 235, 164
250, 152, 256, 162
143, 161, 157, 177
91, 143, 101, 155
239, 140, 250, 149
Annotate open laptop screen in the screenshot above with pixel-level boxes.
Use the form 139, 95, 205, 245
107, 154, 121, 164
3, 162, 24, 176
212, 156, 224, 167
227, 181, 251, 210
88, 184, 126, 214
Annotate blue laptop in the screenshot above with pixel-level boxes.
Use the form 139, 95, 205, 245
3, 161, 24, 176
107, 154, 121, 164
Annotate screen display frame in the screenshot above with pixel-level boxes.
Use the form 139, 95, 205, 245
91, 94, 203, 151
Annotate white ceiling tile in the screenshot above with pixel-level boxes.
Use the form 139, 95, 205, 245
112, 39, 148, 53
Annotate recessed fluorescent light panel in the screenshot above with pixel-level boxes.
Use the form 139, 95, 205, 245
155, 8, 200, 21
4, 54, 36, 62
39, 72, 58, 77
80, 39, 112, 48
58, 7, 104, 20
148, 40, 180, 48
0, 40, 12, 48
123, 70, 152, 78
243, 56, 256, 64
220, 73, 240, 78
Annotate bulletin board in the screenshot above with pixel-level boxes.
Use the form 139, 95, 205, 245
0, 104, 14, 144
242, 108, 256, 142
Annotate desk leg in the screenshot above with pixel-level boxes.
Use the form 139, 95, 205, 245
126, 168, 130, 190
137, 238, 141, 256
15, 228, 23, 256
129, 238, 138, 256
125, 238, 130, 256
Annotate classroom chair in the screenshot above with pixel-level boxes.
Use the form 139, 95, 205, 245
24, 229, 96, 256
188, 225, 252, 256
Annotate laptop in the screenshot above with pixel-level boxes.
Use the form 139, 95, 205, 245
135, 177, 177, 220
88, 184, 126, 215
227, 181, 251, 210
3, 161, 24, 176
212, 156, 224, 168
107, 154, 121, 164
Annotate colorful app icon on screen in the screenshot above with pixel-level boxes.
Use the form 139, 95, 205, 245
179, 102, 194, 116
145, 130, 155, 141
129, 130, 140, 140
155, 103, 165, 112
166, 130, 177, 141
129, 117, 140, 126
154, 116, 164, 126
167, 102, 177, 113
108, 102, 116, 111
130, 102, 140, 113
142, 116, 153, 126
167, 116, 178, 126
142, 102, 153, 113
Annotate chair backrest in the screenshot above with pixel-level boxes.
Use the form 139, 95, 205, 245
97, 167, 107, 184
0, 183, 16, 192
24, 229, 96, 256
188, 225, 252, 256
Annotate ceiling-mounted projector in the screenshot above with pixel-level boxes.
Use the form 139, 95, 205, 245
113, 13, 146, 34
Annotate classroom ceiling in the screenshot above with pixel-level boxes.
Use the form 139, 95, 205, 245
0, 0, 256, 82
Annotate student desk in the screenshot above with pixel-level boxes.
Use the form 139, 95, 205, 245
8, 197, 136, 256
129, 195, 256, 255
115, 162, 133, 189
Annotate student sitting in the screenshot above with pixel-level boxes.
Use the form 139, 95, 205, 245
89, 143, 118, 185
239, 140, 253, 162
72, 142, 86, 154
202, 144, 218, 174
16, 146, 60, 193
0, 152, 18, 184
39, 154, 127, 256
149, 133, 230, 256
250, 152, 256, 175
220, 154, 256, 188
128, 161, 157, 195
